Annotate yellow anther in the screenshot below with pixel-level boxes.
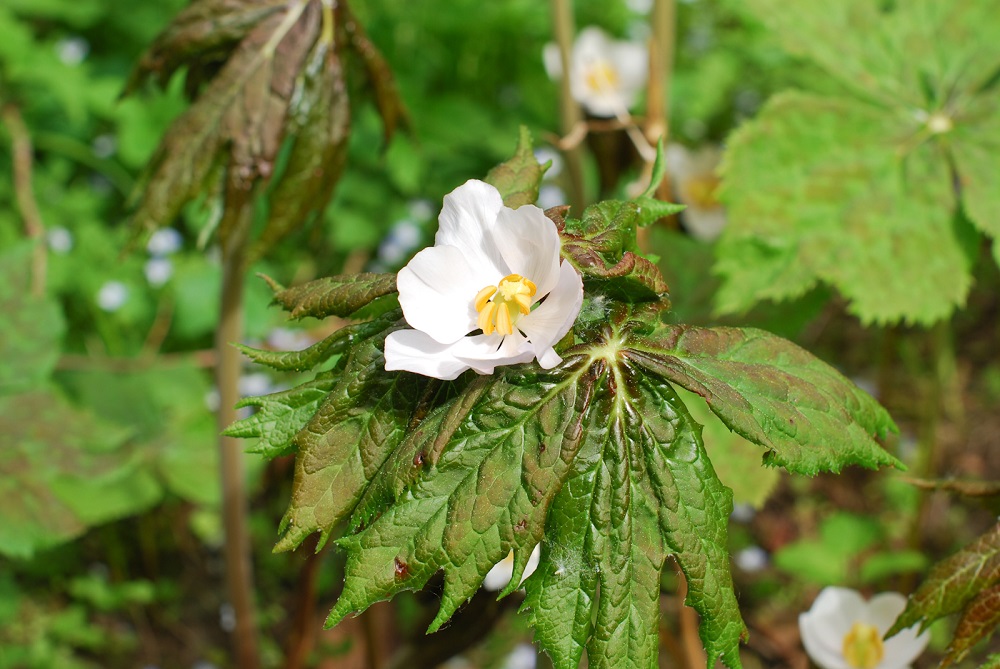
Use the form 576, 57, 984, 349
495, 303, 513, 336
842, 622, 884, 669
584, 61, 620, 93
474, 274, 538, 335
475, 286, 497, 312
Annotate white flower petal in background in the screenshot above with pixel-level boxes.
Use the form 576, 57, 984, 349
377, 218, 424, 266
146, 228, 184, 256
407, 199, 435, 222
625, 0, 654, 14
538, 184, 565, 210
533, 147, 563, 178
96, 281, 128, 312
666, 143, 727, 242
56, 37, 89, 66
502, 643, 537, 669
92, 134, 117, 159
47, 226, 73, 254
799, 587, 929, 669
735, 545, 768, 573
144, 257, 174, 287
544, 27, 649, 118
730, 502, 756, 523
483, 544, 541, 592
239, 373, 272, 398
267, 327, 313, 352
385, 180, 583, 380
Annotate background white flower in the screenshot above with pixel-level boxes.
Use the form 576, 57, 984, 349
483, 544, 541, 592
46, 226, 74, 254
96, 280, 128, 312
543, 27, 649, 118
144, 257, 173, 287
799, 587, 929, 669
146, 228, 183, 256
384, 180, 583, 380
667, 143, 726, 242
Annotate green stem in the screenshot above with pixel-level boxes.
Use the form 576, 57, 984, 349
550, 0, 586, 213
216, 194, 262, 669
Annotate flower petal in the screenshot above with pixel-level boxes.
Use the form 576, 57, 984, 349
799, 610, 850, 669
610, 40, 649, 106
483, 551, 515, 591
436, 179, 509, 275
383, 330, 472, 381
542, 42, 563, 80
868, 593, 929, 669
518, 261, 583, 367
493, 204, 562, 298
453, 332, 535, 375
865, 592, 907, 632
799, 587, 869, 669
397, 244, 487, 345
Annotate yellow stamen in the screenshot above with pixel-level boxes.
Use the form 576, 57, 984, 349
584, 61, 620, 94
475, 286, 497, 312
842, 622, 884, 669
474, 274, 538, 336
495, 303, 513, 336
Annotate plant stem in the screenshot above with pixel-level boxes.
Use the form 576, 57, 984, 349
2, 103, 47, 297
550, 0, 586, 213
640, 0, 677, 246
676, 571, 706, 669
216, 193, 262, 669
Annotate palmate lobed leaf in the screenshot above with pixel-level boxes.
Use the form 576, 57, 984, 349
721, 0, 1000, 325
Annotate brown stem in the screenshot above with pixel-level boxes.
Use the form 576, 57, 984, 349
640, 0, 677, 244
2, 103, 47, 297
550, 0, 586, 213
217, 184, 262, 669
282, 539, 326, 669
676, 569, 706, 669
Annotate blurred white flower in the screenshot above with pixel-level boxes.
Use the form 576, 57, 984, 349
47, 226, 74, 254
484, 544, 541, 592
543, 27, 649, 118
799, 587, 929, 669
144, 257, 173, 287
533, 147, 563, 178
408, 199, 435, 222
239, 373, 272, 398
204, 388, 221, 412
267, 327, 313, 352
96, 281, 128, 312
625, 0, 654, 14
92, 134, 117, 159
56, 37, 89, 66
735, 545, 769, 573
730, 502, 756, 523
666, 143, 726, 242
537, 185, 565, 210
377, 218, 423, 266
384, 180, 583, 380
502, 643, 538, 669
147, 228, 184, 256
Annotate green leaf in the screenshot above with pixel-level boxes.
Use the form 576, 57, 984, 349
717, 92, 974, 325
888, 522, 1000, 637
0, 389, 160, 558
952, 99, 1000, 243
484, 126, 547, 209
625, 324, 899, 475
264, 272, 398, 320
226, 374, 338, 459
0, 243, 65, 395
944, 584, 1000, 667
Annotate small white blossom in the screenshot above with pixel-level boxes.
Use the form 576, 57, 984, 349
56, 37, 89, 66
543, 27, 649, 118
96, 281, 128, 312
378, 219, 423, 266
502, 644, 537, 669
267, 327, 313, 352
799, 587, 929, 669
147, 228, 184, 256
384, 180, 583, 380
666, 143, 727, 242
537, 185, 566, 210
483, 544, 541, 592
408, 199, 435, 222
735, 545, 768, 573
47, 227, 74, 254
92, 134, 117, 159
239, 373, 272, 398
144, 257, 173, 287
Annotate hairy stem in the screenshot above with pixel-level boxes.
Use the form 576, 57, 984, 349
216, 193, 261, 669
550, 0, 586, 213
2, 104, 47, 297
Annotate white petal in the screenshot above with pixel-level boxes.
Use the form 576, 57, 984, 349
520, 544, 541, 585
869, 593, 929, 669
492, 204, 561, 297
799, 587, 868, 669
542, 42, 563, 80
865, 592, 907, 631
383, 330, 472, 380
483, 551, 515, 591
435, 180, 509, 275
610, 40, 649, 106
453, 332, 535, 375
397, 245, 483, 345
683, 206, 727, 242
518, 261, 583, 365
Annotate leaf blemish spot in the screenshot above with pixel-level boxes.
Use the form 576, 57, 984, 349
394, 557, 409, 579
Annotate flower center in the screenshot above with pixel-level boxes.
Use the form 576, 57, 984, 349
475, 274, 537, 336
842, 622, 885, 669
584, 60, 620, 93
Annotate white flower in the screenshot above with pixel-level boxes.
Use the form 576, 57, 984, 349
96, 281, 128, 312
666, 143, 726, 242
483, 544, 541, 592
47, 227, 74, 254
799, 587, 929, 669
537, 185, 565, 210
502, 644, 537, 669
543, 27, 649, 118
144, 257, 173, 287
56, 37, 89, 66
377, 218, 423, 266
384, 180, 583, 381
146, 228, 183, 256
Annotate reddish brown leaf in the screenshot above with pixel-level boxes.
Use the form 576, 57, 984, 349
943, 583, 1000, 667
